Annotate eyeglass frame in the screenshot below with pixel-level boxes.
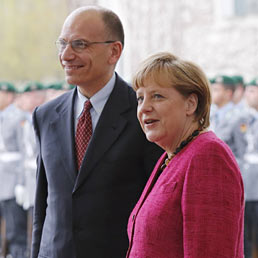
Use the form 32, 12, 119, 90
55, 38, 117, 53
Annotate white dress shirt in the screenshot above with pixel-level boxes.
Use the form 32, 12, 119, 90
74, 73, 116, 133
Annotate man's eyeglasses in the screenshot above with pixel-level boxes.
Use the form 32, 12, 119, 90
55, 39, 116, 53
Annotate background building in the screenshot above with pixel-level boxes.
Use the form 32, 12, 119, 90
71, 0, 258, 82
1, 0, 258, 82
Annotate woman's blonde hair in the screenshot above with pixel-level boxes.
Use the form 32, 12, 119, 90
133, 52, 211, 129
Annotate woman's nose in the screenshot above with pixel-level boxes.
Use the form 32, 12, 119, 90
138, 98, 153, 113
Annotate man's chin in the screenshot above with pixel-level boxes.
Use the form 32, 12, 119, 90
65, 76, 77, 86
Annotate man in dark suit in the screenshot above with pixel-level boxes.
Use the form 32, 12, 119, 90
31, 5, 162, 258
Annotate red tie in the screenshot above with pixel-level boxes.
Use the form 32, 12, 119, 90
75, 100, 92, 170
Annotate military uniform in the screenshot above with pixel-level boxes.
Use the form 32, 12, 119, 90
0, 103, 28, 258
239, 78, 258, 258
0, 108, 4, 256
15, 82, 47, 255
16, 82, 46, 210
0, 82, 20, 257
210, 75, 246, 164
21, 114, 37, 210
210, 101, 246, 162
242, 112, 258, 195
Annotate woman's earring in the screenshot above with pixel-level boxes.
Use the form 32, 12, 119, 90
199, 117, 204, 125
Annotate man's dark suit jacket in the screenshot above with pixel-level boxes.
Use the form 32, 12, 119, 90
31, 74, 163, 258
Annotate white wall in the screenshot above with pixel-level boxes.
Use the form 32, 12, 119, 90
72, 0, 258, 82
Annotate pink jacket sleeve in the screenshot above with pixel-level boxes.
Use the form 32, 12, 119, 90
182, 143, 244, 257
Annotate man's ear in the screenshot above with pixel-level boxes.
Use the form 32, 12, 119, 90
108, 41, 123, 65
186, 93, 198, 116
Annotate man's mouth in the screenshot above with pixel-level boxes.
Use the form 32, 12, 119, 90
64, 65, 84, 70
64, 65, 83, 71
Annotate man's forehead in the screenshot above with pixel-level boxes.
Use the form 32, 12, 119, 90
60, 11, 104, 39
65, 9, 102, 26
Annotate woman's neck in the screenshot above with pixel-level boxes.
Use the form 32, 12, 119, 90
166, 122, 200, 159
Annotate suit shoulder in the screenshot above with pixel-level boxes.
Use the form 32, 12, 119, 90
35, 90, 73, 114
114, 74, 137, 105
33, 90, 74, 129
117, 74, 134, 88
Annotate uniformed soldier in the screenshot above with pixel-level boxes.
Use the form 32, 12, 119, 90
13, 81, 47, 255
210, 75, 236, 130
16, 81, 45, 113
0, 82, 17, 257
209, 75, 245, 162
209, 77, 218, 120
0, 82, 28, 258
14, 81, 46, 209
232, 75, 245, 108
239, 77, 258, 258
45, 81, 75, 102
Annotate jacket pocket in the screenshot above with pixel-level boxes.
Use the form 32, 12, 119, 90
155, 181, 177, 194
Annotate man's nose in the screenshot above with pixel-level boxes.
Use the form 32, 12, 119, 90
60, 43, 76, 61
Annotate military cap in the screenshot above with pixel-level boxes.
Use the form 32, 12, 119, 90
47, 81, 75, 91
209, 78, 215, 84
214, 75, 235, 86
246, 77, 258, 87
23, 81, 44, 92
0, 81, 16, 92
232, 75, 244, 85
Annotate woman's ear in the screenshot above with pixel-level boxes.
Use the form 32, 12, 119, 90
186, 93, 198, 116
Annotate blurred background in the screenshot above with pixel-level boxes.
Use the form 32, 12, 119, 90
1, 0, 258, 85
1, 1, 258, 258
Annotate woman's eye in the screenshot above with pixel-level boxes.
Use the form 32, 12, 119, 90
137, 96, 143, 103
153, 94, 163, 99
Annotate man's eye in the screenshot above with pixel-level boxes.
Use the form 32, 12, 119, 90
73, 41, 87, 49
59, 40, 67, 47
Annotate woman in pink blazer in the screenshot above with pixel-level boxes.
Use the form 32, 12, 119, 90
126, 52, 244, 258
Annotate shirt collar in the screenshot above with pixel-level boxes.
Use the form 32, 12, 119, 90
217, 102, 234, 114
76, 73, 116, 118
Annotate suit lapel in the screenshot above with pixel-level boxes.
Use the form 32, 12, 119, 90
50, 89, 77, 184
73, 76, 130, 193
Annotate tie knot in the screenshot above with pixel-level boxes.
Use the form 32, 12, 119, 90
84, 100, 92, 111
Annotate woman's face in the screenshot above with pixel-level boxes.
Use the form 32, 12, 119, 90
136, 78, 192, 151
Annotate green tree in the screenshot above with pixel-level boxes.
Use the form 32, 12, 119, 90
0, 0, 68, 83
